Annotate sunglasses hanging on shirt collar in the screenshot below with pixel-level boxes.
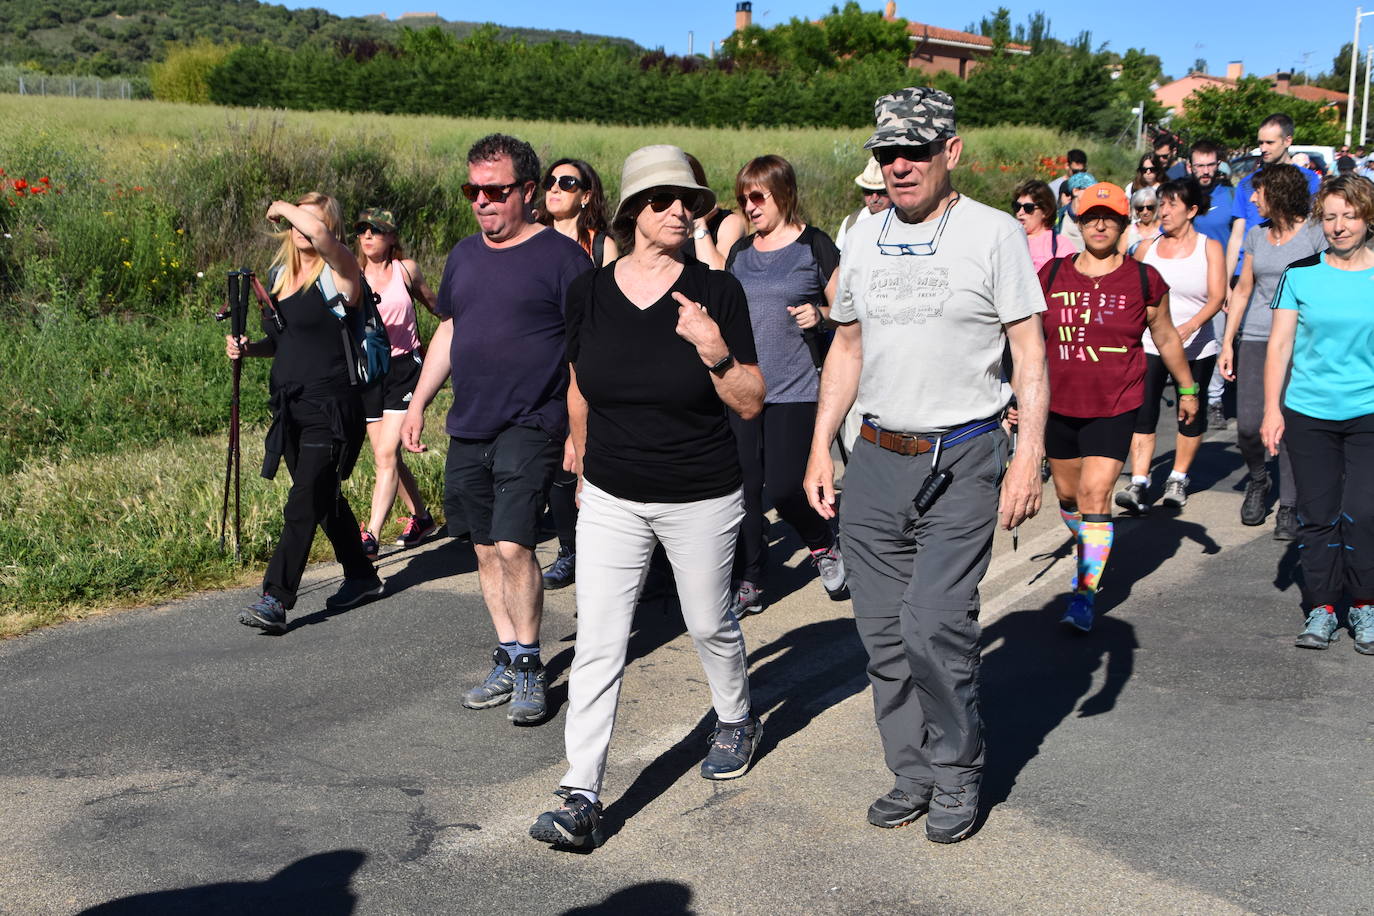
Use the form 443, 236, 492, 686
876, 194, 960, 256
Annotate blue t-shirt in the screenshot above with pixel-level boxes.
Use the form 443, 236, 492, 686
435, 227, 593, 439
1232, 165, 1322, 272
1193, 183, 1235, 246
1273, 251, 1374, 420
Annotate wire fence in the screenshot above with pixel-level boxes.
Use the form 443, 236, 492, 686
0, 66, 151, 100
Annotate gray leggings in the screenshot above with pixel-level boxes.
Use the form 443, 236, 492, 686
1235, 338, 1295, 507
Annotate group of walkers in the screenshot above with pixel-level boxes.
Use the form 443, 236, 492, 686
220, 84, 1374, 854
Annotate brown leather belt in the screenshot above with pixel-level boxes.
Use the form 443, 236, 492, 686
860, 422, 934, 456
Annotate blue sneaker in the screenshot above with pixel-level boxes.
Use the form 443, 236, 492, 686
530, 789, 604, 850
543, 546, 576, 590
1295, 605, 1340, 649
239, 593, 287, 635
1347, 605, 1374, 655
1060, 592, 1094, 633
462, 648, 516, 709
700, 716, 762, 780
507, 654, 548, 725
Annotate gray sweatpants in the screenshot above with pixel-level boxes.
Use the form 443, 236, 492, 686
841, 431, 1007, 792
1235, 338, 1295, 507
561, 481, 751, 795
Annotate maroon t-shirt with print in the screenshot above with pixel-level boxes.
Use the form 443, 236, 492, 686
1038, 255, 1169, 418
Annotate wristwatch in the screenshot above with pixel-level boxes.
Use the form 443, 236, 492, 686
708, 353, 735, 376
693, 226, 708, 240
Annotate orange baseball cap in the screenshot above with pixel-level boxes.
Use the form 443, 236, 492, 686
1078, 182, 1129, 218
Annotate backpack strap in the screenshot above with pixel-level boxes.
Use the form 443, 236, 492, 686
1137, 261, 1152, 305
591, 231, 607, 267
1045, 255, 1066, 290
317, 265, 347, 317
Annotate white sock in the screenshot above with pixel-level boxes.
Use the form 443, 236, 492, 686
1131, 475, 1149, 486
572, 789, 599, 805
1168, 470, 1188, 482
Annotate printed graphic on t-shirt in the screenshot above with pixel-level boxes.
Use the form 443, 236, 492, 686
1046, 288, 1132, 365
865, 264, 950, 325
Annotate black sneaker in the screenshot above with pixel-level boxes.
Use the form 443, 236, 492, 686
239, 593, 287, 635
359, 526, 379, 561
1114, 482, 1149, 515
867, 786, 930, 828
1207, 401, 1227, 430
700, 716, 762, 780
542, 546, 576, 590
1240, 474, 1270, 526
325, 575, 384, 610
1274, 506, 1298, 542
926, 783, 979, 844
395, 512, 437, 548
530, 788, 604, 850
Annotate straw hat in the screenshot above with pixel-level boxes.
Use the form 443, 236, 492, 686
613, 145, 716, 227
855, 157, 885, 191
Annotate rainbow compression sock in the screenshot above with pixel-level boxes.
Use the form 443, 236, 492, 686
1059, 503, 1082, 536
1076, 514, 1114, 600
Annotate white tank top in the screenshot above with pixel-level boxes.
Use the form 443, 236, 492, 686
373, 261, 420, 355
1141, 232, 1218, 359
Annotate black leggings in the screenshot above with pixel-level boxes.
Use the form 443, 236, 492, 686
729, 402, 834, 584
1134, 354, 1216, 437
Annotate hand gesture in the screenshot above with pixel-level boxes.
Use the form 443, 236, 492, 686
225, 334, 249, 360
788, 303, 820, 330
673, 291, 727, 363
265, 200, 289, 224
1177, 395, 1199, 425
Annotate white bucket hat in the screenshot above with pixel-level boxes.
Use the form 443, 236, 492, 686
854, 157, 885, 191
613, 144, 716, 227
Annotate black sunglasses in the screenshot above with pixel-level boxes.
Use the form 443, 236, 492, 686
542, 174, 584, 193
1135, 205, 1156, 212
873, 141, 944, 166
1139, 166, 1158, 174
1013, 202, 1039, 214
643, 190, 700, 214
461, 181, 523, 203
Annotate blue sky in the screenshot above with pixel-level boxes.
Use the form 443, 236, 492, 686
298, 0, 1357, 86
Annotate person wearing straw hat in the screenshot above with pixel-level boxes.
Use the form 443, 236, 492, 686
803, 87, 1049, 844
529, 144, 766, 852
835, 156, 890, 252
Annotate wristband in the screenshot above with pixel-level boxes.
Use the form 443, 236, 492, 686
1177, 384, 1199, 395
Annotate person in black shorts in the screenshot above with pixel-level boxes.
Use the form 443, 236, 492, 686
1035, 182, 1197, 633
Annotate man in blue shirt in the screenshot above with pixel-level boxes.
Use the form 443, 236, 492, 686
1155, 133, 1189, 180
1189, 139, 1238, 426
1227, 113, 1322, 279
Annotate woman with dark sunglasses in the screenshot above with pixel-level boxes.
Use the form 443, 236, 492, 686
1121, 186, 1161, 255
1125, 154, 1168, 198
1012, 179, 1077, 271
530, 144, 765, 851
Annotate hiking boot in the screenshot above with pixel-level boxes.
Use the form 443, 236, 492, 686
926, 783, 979, 844
395, 511, 437, 548
530, 788, 604, 850
1207, 401, 1227, 430
508, 654, 548, 725
325, 575, 384, 610
1274, 506, 1298, 542
1350, 605, 1374, 655
239, 593, 287, 635
543, 546, 576, 590
1059, 592, 1094, 633
810, 544, 849, 600
729, 581, 763, 618
700, 716, 762, 780
1240, 474, 1270, 526
462, 648, 516, 709
1114, 482, 1149, 515
867, 786, 931, 828
1295, 606, 1340, 649
1160, 476, 1189, 508
359, 526, 379, 560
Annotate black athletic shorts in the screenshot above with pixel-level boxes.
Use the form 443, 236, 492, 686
1045, 409, 1136, 462
1134, 354, 1216, 437
444, 425, 560, 547
363, 349, 423, 422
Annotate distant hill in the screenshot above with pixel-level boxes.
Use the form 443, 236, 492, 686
0, 0, 640, 77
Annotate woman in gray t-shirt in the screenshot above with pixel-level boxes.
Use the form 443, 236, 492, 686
1219, 164, 1325, 537
725, 155, 846, 616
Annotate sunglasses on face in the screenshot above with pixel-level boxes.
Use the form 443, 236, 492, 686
355, 225, 391, 236
460, 181, 523, 203
1135, 205, 1156, 212
1013, 202, 1039, 214
874, 141, 943, 166
863, 188, 889, 197
1139, 166, 1158, 174
542, 174, 584, 193
739, 189, 772, 208
643, 190, 700, 214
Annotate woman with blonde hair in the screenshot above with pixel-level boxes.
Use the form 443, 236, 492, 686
353, 207, 441, 559
223, 192, 382, 634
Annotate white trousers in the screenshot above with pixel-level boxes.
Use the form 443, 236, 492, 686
561, 481, 751, 795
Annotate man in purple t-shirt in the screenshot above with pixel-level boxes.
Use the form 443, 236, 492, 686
403, 134, 592, 727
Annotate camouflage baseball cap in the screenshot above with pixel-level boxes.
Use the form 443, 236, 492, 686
863, 87, 957, 150
353, 207, 397, 234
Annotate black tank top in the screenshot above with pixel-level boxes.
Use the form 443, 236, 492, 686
706, 207, 733, 244
264, 277, 352, 393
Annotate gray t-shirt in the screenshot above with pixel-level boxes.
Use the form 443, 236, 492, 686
729, 231, 838, 403
1240, 220, 1326, 341
831, 195, 1045, 432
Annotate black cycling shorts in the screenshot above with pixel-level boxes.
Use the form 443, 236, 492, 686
1045, 409, 1136, 462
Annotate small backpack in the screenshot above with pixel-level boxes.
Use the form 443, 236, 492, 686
272, 265, 391, 387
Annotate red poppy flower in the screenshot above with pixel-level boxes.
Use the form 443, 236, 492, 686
0, 168, 6, 176
40, 176, 50, 184
133, 186, 144, 192
30, 186, 41, 194
13, 179, 27, 190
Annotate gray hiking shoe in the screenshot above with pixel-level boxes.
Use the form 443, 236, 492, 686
1295, 606, 1340, 650
508, 654, 548, 725
1349, 605, 1374, 655
1160, 476, 1189, 508
462, 648, 516, 709
1114, 482, 1149, 515
926, 783, 979, 844
729, 581, 763, 618
867, 786, 930, 828
810, 544, 849, 600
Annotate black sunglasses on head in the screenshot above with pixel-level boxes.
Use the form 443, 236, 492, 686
460, 181, 523, 203
542, 174, 584, 193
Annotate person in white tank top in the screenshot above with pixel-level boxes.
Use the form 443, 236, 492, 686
1118, 178, 1226, 513
354, 208, 442, 556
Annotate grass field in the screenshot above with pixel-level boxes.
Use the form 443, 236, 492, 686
0, 95, 1137, 636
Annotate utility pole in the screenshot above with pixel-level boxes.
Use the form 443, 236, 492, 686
1347, 7, 1374, 147
1364, 45, 1373, 146
688, 30, 694, 56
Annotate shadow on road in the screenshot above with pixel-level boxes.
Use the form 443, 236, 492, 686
77, 849, 366, 915
561, 880, 694, 915
1094, 513, 1221, 614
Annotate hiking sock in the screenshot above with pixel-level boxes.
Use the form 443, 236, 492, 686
516, 641, 541, 665
499, 641, 519, 663
1131, 475, 1149, 487
1058, 502, 1082, 537
1168, 469, 1188, 483
1076, 514, 1114, 596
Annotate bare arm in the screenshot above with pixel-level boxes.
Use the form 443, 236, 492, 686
565, 364, 588, 503
1219, 253, 1256, 381
399, 258, 439, 316
1145, 293, 1199, 425
789, 258, 839, 330
671, 292, 765, 420
400, 317, 453, 453
1000, 314, 1048, 530
599, 235, 620, 266
265, 200, 360, 306
712, 212, 747, 268
1261, 309, 1298, 456
804, 320, 862, 519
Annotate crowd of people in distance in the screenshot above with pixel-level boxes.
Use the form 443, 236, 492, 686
220, 87, 1374, 852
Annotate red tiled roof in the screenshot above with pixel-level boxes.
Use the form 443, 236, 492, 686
899, 19, 1031, 53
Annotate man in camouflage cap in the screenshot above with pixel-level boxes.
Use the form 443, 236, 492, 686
805, 87, 1048, 844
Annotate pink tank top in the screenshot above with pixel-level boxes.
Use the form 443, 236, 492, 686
374, 261, 420, 355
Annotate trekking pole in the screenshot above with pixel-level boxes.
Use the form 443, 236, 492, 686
231, 266, 249, 562
215, 270, 247, 560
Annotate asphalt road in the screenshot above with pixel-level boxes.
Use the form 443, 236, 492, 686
1, 424, 1371, 915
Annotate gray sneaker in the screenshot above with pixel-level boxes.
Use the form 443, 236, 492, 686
508, 654, 548, 725
462, 648, 516, 709
1114, 482, 1149, 515
810, 544, 849, 600
1160, 476, 1189, 508
1295, 606, 1340, 650
1207, 400, 1227, 430
926, 783, 979, 843
867, 786, 930, 828
729, 581, 763, 618
1349, 605, 1374, 655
